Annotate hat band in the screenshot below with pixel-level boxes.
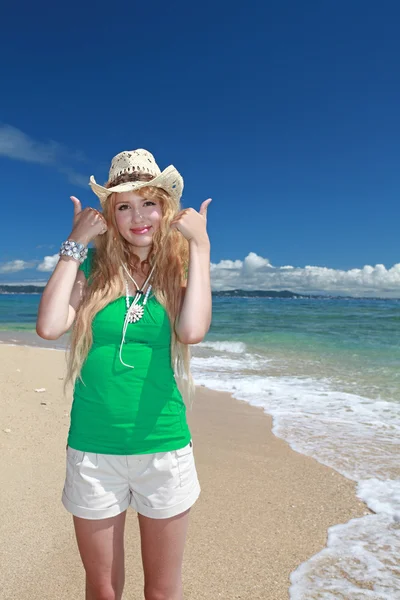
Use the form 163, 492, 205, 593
107, 171, 155, 189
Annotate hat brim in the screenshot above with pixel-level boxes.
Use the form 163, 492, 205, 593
89, 165, 183, 206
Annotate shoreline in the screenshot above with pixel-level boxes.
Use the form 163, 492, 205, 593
0, 344, 369, 599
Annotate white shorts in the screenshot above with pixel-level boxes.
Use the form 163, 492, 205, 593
61, 440, 201, 520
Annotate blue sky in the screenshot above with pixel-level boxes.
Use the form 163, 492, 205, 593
1, 1, 400, 296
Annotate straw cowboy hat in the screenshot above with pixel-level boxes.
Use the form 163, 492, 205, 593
89, 149, 184, 207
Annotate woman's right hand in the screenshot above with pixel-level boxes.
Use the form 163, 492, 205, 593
68, 196, 108, 246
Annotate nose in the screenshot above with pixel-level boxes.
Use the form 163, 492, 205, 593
131, 206, 144, 223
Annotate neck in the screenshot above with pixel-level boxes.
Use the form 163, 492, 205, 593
127, 257, 151, 276
123, 263, 155, 291
129, 262, 149, 276
128, 244, 151, 262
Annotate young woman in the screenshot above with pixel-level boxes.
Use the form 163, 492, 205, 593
36, 148, 212, 600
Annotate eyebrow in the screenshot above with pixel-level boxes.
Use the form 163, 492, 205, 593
115, 198, 154, 206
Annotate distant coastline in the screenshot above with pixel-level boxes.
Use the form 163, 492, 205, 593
0, 284, 398, 300
0, 285, 44, 295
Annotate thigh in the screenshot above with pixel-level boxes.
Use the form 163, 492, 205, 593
73, 511, 127, 595
138, 509, 191, 594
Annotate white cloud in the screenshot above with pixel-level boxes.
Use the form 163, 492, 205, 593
211, 252, 400, 298
1, 250, 400, 297
37, 254, 59, 272
243, 252, 272, 274
1, 252, 59, 275
0, 124, 88, 187
0, 259, 36, 273
210, 258, 242, 271
0, 124, 60, 164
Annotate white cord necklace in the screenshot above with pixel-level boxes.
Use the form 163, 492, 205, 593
122, 263, 155, 323
119, 263, 156, 369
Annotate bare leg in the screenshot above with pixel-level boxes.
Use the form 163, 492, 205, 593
138, 508, 191, 600
73, 511, 127, 600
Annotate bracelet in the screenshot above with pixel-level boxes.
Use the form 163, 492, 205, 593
59, 240, 88, 264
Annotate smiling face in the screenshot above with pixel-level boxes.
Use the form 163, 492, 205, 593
113, 190, 163, 259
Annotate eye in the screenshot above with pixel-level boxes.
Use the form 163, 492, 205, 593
117, 201, 156, 211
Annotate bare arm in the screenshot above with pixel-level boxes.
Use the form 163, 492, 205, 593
175, 237, 212, 345
36, 259, 87, 339
172, 199, 212, 345
36, 196, 107, 340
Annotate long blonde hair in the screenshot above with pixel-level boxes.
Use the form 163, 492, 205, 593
65, 179, 195, 408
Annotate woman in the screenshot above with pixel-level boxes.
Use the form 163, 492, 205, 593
36, 148, 212, 600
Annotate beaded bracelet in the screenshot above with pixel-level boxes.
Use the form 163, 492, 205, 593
59, 240, 88, 264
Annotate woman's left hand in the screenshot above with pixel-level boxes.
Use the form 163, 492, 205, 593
170, 198, 212, 243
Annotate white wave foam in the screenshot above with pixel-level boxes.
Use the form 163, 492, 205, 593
197, 340, 247, 353
290, 514, 400, 599
357, 479, 400, 521
191, 354, 270, 373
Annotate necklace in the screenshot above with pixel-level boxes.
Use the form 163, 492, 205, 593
118, 262, 156, 370
122, 263, 155, 324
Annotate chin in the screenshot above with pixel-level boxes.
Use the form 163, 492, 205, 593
124, 234, 153, 246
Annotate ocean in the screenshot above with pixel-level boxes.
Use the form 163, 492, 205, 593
1, 293, 399, 599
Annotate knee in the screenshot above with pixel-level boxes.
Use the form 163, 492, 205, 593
87, 583, 120, 600
144, 585, 181, 600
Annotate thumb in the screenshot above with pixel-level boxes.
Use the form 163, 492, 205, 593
70, 196, 82, 217
199, 198, 212, 220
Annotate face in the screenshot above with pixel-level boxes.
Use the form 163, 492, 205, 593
114, 191, 163, 255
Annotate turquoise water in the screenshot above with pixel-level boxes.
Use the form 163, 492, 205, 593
208, 296, 400, 402
1, 294, 399, 401
0, 294, 41, 331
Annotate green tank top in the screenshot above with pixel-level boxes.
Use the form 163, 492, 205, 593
67, 249, 191, 455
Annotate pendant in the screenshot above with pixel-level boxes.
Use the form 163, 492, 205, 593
126, 303, 144, 323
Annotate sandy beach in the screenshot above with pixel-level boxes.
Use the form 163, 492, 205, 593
0, 344, 370, 600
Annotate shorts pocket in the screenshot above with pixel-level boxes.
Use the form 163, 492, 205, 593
175, 441, 193, 487
66, 445, 85, 464
65, 446, 86, 489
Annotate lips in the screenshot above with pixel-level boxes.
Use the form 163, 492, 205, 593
130, 226, 151, 234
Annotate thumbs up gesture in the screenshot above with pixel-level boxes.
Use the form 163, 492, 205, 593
68, 196, 108, 246
170, 198, 212, 244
